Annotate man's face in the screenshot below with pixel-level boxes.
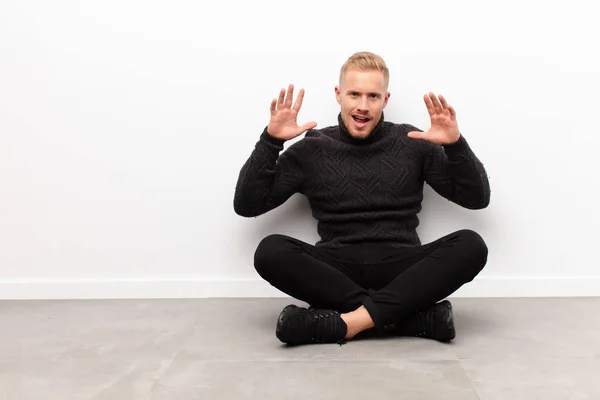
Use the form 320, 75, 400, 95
335, 68, 390, 139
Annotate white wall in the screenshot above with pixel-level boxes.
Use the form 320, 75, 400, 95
1, 0, 598, 299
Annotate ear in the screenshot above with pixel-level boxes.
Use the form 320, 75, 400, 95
383, 92, 391, 109
335, 86, 341, 105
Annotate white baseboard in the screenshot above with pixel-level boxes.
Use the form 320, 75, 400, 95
0, 277, 599, 300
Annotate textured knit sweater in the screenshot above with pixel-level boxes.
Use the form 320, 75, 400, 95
234, 113, 490, 249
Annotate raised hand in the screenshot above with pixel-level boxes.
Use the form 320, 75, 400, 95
408, 92, 461, 145
267, 84, 317, 141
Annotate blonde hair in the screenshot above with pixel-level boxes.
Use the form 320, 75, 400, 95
339, 51, 389, 87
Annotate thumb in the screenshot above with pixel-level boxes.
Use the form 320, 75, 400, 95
407, 130, 425, 140
300, 121, 318, 132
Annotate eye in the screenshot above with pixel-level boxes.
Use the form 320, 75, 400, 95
369, 93, 378, 99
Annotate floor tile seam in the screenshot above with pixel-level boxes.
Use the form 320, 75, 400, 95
145, 321, 202, 400
169, 358, 460, 363
456, 358, 483, 400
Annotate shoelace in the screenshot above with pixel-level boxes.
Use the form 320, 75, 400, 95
311, 310, 346, 345
414, 309, 432, 338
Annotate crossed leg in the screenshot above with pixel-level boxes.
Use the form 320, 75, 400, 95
254, 230, 488, 341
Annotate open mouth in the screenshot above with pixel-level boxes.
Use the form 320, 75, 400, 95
352, 115, 371, 128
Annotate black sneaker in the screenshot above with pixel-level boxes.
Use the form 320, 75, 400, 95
394, 300, 456, 342
275, 305, 348, 346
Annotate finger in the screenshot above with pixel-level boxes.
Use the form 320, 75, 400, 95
277, 88, 286, 107
423, 94, 434, 115
292, 88, 305, 112
285, 84, 294, 109
448, 105, 457, 117
299, 121, 318, 132
429, 92, 443, 113
438, 94, 449, 110
270, 98, 276, 116
407, 130, 425, 140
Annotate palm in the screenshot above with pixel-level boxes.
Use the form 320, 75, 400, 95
270, 109, 301, 138
268, 84, 317, 141
408, 93, 461, 145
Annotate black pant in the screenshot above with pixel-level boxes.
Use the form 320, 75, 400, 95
254, 229, 488, 331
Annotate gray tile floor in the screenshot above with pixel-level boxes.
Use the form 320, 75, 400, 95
1, 297, 599, 399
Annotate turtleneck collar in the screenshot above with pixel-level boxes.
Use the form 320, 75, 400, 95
337, 112, 386, 145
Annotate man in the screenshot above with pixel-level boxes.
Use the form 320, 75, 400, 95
234, 51, 490, 346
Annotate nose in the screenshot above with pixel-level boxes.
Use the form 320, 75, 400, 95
358, 96, 368, 111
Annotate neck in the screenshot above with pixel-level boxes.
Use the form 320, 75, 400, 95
337, 112, 386, 145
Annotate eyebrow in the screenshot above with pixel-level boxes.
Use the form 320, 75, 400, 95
348, 90, 381, 97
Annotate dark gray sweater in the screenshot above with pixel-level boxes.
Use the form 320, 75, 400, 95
234, 113, 490, 249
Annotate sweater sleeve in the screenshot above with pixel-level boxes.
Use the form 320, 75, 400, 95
233, 127, 305, 217
422, 134, 491, 209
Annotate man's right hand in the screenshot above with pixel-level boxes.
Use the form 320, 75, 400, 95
267, 84, 317, 141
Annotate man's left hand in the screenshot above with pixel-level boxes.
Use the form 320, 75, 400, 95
408, 92, 461, 145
